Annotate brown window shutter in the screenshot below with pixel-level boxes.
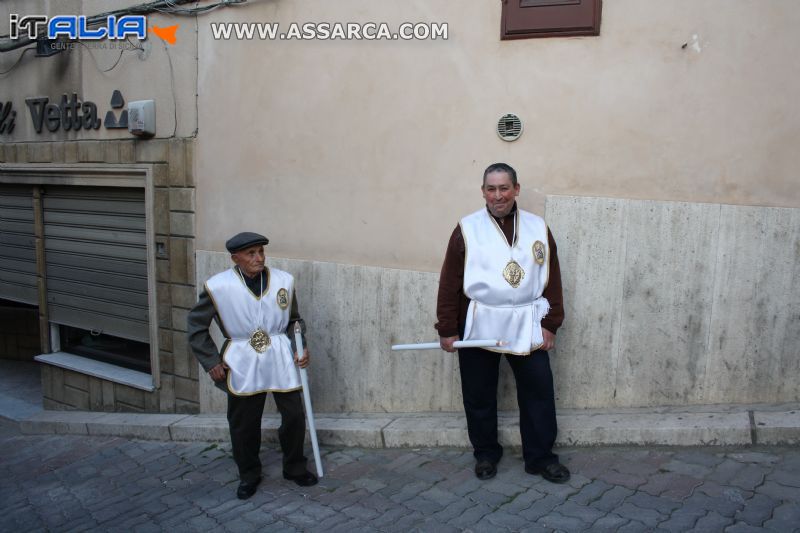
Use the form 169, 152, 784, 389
501, 0, 602, 40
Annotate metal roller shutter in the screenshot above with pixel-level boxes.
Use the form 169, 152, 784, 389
42, 186, 150, 343
0, 185, 38, 305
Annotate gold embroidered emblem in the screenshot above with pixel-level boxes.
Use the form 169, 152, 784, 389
277, 288, 289, 310
533, 240, 546, 265
250, 328, 271, 353
503, 260, 525, 288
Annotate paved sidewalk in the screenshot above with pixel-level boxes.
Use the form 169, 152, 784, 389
2, 418, 800, 532
4, 361, 800, 449
3, 361, 800, 531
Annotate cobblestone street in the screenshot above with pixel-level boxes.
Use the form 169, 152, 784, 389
2, 419, 799, 532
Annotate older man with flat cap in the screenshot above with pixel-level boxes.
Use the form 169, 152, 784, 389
188, 231, 317, 499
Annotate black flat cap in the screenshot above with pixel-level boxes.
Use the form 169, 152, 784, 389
226, 232, 269, 253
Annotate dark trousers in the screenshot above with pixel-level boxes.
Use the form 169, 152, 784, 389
226, 390, 308, 483
458, 347, 558, 469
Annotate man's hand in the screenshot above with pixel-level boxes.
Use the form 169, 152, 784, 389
208, 362, 228, 382
440, 335, 459, 353
295, 347, 310, 368
541, 328, 556, 351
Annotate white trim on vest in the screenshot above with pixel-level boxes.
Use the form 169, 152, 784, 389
460, 208, 550, 355
205, 267, 301, 395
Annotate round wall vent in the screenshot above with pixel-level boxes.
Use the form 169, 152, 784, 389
497, 113, 523, 142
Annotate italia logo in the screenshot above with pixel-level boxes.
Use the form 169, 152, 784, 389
9, 15, 147, 40
8, 14, 179, 45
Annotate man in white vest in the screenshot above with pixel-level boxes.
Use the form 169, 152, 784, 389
436, 163, 570, 483
187, 232, 318, 499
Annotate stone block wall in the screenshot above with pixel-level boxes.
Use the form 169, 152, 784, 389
1, 139, 199, 413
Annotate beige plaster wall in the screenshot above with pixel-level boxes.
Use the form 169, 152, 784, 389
0, 0, 197, 141
195, 0, 800, 272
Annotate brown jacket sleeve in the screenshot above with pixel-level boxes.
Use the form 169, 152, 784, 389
435, 225, 466, 338
541, 228, 564, 334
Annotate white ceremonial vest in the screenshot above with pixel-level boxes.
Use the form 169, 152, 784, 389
205, 267, 301, 395
460, 208, 550, 355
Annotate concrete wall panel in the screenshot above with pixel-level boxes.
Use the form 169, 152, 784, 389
198, 254, 466, 413
546, 196, 627, 408
195, 197, 800, 413
614, 200, 719, 406
548, 196, 799, 409
704, 206, 800, 403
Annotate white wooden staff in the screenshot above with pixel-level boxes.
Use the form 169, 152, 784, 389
391, 339, 507, 351
294, 321, 323, 478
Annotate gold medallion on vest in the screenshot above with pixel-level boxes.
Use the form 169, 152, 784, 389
503, 260, 525, 288
277, 288, 290, 310
533, 240, 546, 265
249, 328, 271, 353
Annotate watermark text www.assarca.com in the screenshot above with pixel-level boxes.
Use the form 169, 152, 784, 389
210, 21, 448, 41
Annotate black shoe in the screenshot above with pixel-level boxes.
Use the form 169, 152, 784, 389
525, 462, 570, 484
283, 470, 318, 487
236, 477, 261, 500
475, 459, 497, 480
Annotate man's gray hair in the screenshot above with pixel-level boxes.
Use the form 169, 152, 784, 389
483, 163, 517, 185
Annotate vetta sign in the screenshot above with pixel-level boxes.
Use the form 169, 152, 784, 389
0, 91, 135, 135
